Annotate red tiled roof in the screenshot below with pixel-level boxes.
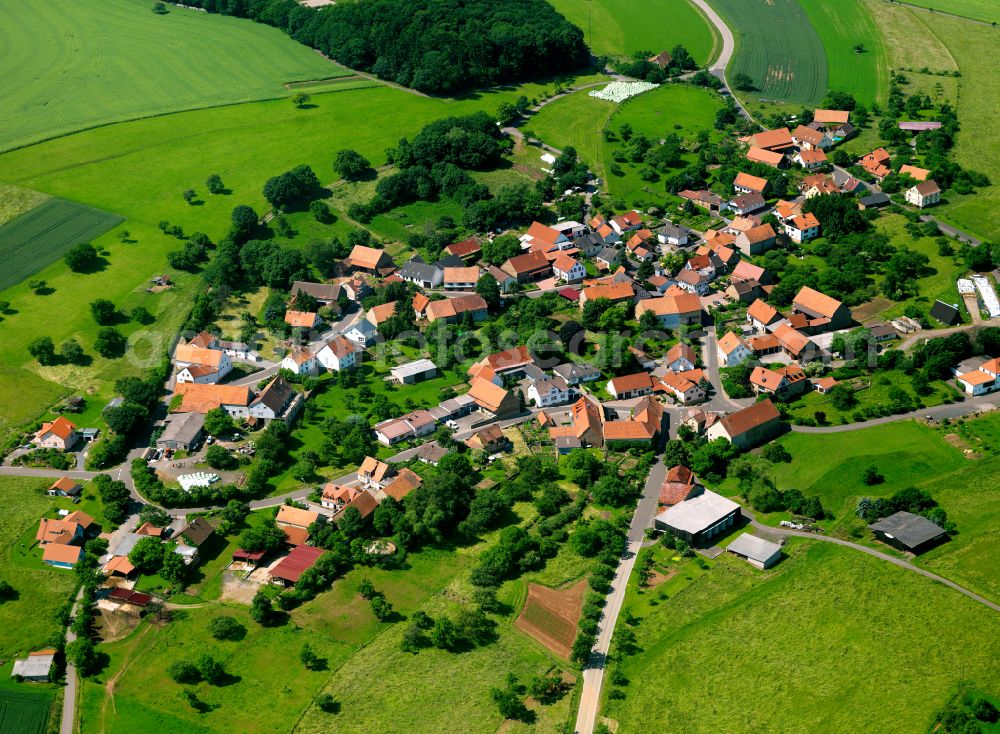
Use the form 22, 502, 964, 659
270, 545, 324, 583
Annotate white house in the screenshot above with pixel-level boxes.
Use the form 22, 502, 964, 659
174, 344, 233, 384
663, 343, 697, 372
660, 372, 705, 404
527, 377, 575, 407
956, 358, 1000, 395
905, 180, 942, 208
716, 331, 752, 367
315, 335, 359, 372
374, 410, 437, 445
280, 347, 318, 376
552, 254, 586, 283
784, 213, 820, 243
344, 319, 378, 348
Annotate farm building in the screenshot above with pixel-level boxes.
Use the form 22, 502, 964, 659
156, 411, 205, 451
655, 489, 741, 547
868, 511, 948, 554
390, 359, 437, 384
726, 533, 782, 569
270, 545, 325, 586
11, 650, 56, 681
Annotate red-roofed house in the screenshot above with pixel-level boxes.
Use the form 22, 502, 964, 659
269, 545, 324, 586
552, 254, 585, 283
733, 172, 769, 195
607, 372, 655, 399
634, 293, 702, 328
34, 417, 78, 451
785, 213, 821, 243
502, 251, 551, 283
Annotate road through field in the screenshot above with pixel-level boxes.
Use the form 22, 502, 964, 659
687, 0, 758, 125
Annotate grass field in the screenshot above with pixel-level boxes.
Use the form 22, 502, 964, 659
0, 0, 347, 151
528, 84, 722, 206
908, 11, 1000, 240
719, 421, 967, 523
604, 540, 1000, 733
0, 74, 591, 447
0, 199, 124, 292
0, 476, 76, 658
546, 0, 718, 63
901, 0, 1000, 24
0, 686, 51, 734
711, 0, 827, 105
797, 0, 888, 106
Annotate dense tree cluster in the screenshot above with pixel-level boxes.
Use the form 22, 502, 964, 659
184, 0, 588, 94
856, 486, 950, 530
611, 46, 697, 82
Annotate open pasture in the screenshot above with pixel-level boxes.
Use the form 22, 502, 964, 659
0, 199, 123, 292
710, 0, 827, 105
0, 0, 346, 151
902, 0, 1000, 24
606, 541, 1000, 733
546, 0, 718, 63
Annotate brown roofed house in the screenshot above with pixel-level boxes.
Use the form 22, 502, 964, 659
348, 245, 394, 274
791, 286, 851, 330
467, 378, 521, 418
706, 399, 782, 449
502, 251, 551, 283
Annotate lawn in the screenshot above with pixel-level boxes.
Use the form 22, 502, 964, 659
545, 0, 718, 64
0, 0, 347, 151
0, 476, 77, 658
0, 75, 590, 447
0, 199, 124, 291
797, 0, 888, 106
603, 540, 1000, 733
528, 92, 616, 180
710, 0, 827, 105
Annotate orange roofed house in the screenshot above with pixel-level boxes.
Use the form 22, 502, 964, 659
733, 172, 769, 195
34, 416, 78, 451
792, 286, 851, 330
859, 148, 891, 180
548, 394, 605, 450
707, 399, 782, 449
502, 251, 551, 283
173, 383, 253, 418
467, 377, 521, 419
634, 292, 702, 329
175, 343, 233, 384
749, 127, 794, 153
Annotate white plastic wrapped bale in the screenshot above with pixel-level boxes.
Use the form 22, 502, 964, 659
588, 81, 659, 103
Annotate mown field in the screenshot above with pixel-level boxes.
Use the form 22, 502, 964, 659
604, 540, 1000, 733
0, 73, 589, 447
902, 0, 1000, 24
0, 0, 346, 151
710, 0, 827, 105
546, 0, 718, 63
0, 199, 124, 292
0, 476, 76, 658
0, 183, 48, 227
798, 0, 888, 106
0, 686, 51, 734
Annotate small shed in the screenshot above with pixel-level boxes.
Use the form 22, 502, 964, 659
726, 533, 782, 569
868, 511, 947, 554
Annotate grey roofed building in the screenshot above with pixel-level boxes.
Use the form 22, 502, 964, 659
858, 192, 890, 208
868, 322, 898, 341
868, 511, 948, 553
655, 489, 741, 546
656, 224, 689, 244
435, 254, 467, 269
12, 651, 56, 681
179, 516, 215, 547
553, 362, 601, 385
726, 533, 782, 569
249, 375, 301, 422
156, 412, 205, 451
390, 358, 438, 384
929, 299, 961, 326
291, 280, 341, 303
107, 532, 146, 559
575, 232, 605, 255
417, 441, 449, 465
398, 256, 443, 288
595, 246, 620, 265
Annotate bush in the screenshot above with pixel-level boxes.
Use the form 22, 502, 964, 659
167, 660, 200, 684
208, 615, 245, 641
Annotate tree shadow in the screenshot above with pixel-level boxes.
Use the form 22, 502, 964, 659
70, 255, 111, 275
189, 199, 206, 207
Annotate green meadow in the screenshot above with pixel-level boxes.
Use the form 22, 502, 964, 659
0, 0, 346, 151
605, 541, 1000, 733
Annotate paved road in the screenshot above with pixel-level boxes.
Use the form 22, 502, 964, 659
574, 459, 666, 734
746, 513, 1000, 612
897, 318, 1000, 351
700, 325, 754, 412
789, 393, 999, 433
686, 0, 758, 126
60, 587, 84, 734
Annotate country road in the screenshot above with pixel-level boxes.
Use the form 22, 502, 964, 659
574, 459, 666, 734
746, 513, 1000, 612
789, 392, 999, 433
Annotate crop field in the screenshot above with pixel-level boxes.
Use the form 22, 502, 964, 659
0, 0, 346, 151
0, 477, 76, 657
902, 0, 1000, 24
0, 199, 124, 292
0, 687, 51, 734
514, 580, 586, 659
546, 0, 718, 63
711, 0, 827, 105
604, 541, 1000, 733
798, 0, 888, 106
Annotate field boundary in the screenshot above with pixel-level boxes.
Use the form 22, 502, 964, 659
888, 0, 998, 26
686, 0, 724, 67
